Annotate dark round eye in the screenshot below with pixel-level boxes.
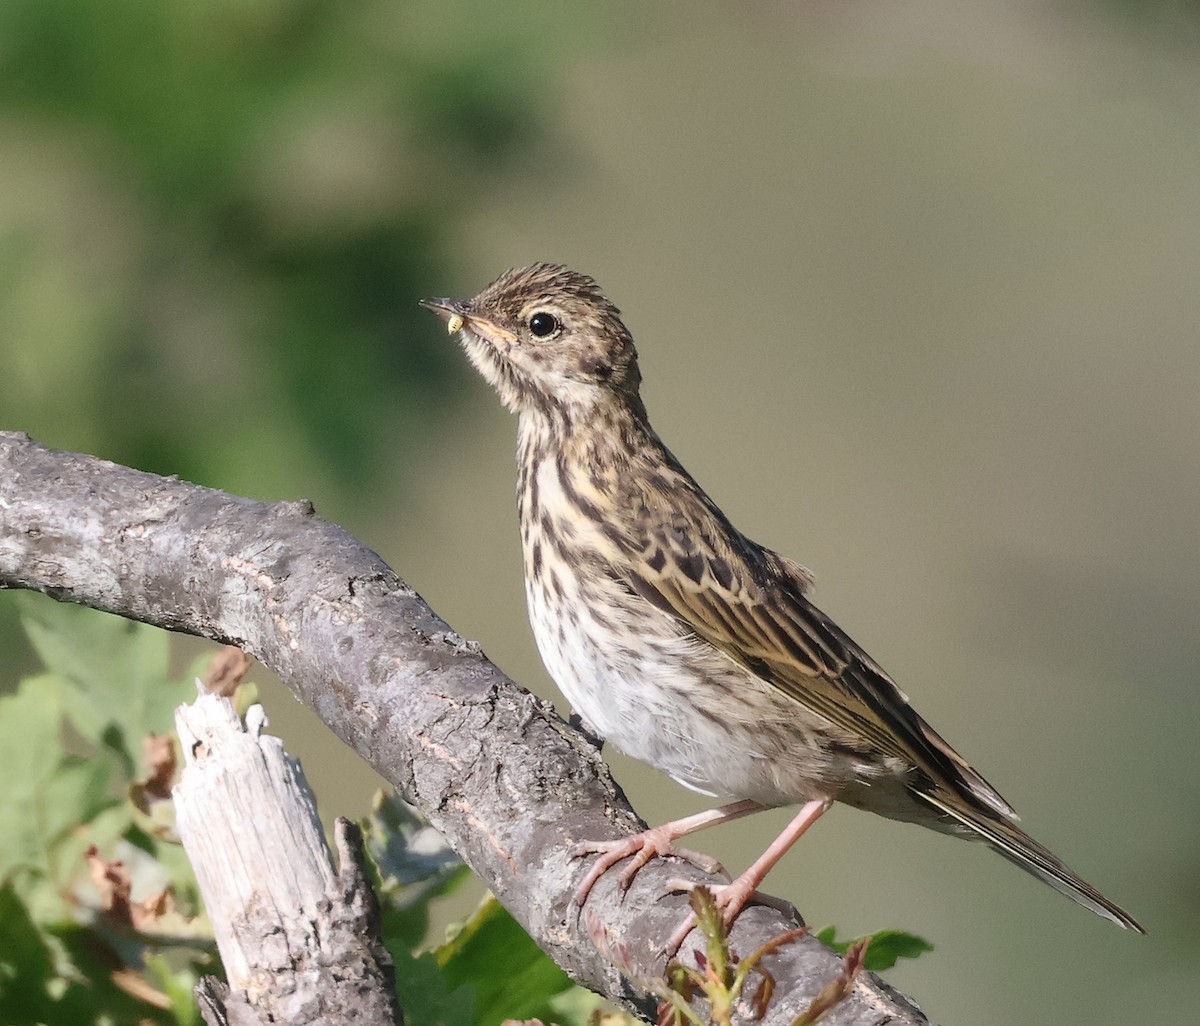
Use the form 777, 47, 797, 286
528, 311, 560, 338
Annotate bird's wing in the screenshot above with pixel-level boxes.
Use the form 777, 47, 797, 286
617, 467, 1017, 821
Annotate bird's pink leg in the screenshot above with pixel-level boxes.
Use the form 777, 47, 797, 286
573, 798, 765, 906
666, 798, 832, 954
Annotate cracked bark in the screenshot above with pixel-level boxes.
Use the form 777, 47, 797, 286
0, 432, 931, 1026
173, 693, 401, 1026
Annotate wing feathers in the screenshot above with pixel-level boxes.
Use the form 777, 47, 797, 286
918, 791, 1145, 932
621, 470, 1017, 819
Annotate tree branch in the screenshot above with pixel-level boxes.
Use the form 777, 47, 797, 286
0, 432, 930, 1026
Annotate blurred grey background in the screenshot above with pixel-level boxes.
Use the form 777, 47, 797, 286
3, 1, 1197, 1022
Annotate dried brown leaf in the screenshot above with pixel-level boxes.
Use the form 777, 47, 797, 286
202, 645, 252, 696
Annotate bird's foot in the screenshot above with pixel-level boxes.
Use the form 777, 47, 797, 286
661, 798, 829, 955
663, 875, 802, 957
572, 827, 728, 907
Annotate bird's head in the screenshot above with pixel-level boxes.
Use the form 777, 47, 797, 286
422, 263, 643, 421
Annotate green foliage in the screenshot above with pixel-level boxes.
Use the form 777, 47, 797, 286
435, 896, 580, 1026
16, 592, 181, 752
0, 679, 114, 916
391, 948, 479, 1026
365, 791, 473, 950
0, 884, 172, 1026
0, 593, 198, 927
367, 792, 598, 1026
0, 598, 211, 1024
814, 925, 934, 972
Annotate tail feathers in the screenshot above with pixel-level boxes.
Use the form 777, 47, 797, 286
920, 791, 1145, 934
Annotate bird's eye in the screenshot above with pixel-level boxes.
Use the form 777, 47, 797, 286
528, 312, 560, 338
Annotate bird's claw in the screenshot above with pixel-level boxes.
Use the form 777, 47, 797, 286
571, 829, 729, 908
662, 877, 803, 956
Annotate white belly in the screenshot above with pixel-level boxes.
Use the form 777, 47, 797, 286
523, 563, 833, 804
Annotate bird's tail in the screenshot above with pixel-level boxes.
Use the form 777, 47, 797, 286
919, 790, 1145, 933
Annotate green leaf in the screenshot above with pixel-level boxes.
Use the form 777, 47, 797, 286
366, 792, 470, 949
0, 884, 57, 1019
0, 680, 119, 921
367, 795, 603, 1025
0, 885, 173, 1026
392, 948, 476, 1026
145, 952, 203, 1026
436, 895, 576, 1026
41, 753, 121, 876
45, 920, 179, 1026
814, 926, 933, 971
547, 984, 607, 1026
15, 592, 188, 752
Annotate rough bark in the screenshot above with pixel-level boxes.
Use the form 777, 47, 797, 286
173, 693, 401, 1026
0, 432, 930, 1026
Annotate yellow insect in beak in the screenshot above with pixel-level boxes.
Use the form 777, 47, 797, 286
446, 314, 464, 335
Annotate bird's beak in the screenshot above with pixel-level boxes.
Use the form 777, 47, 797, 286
419, 298, 518, 343
419, 298, 468, 336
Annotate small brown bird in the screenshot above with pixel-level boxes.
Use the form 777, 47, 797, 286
421, 263, 1144, 946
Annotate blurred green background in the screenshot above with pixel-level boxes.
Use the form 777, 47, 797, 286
3, 1, 1197, 1022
